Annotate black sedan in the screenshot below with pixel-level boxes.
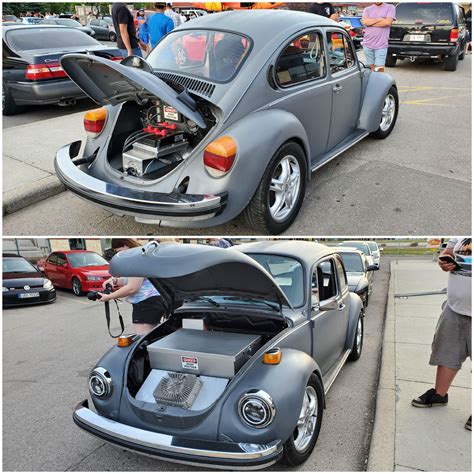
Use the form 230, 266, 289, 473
2, 24, 122, 115
39, 18, 96, 37
3, 254, 56, 307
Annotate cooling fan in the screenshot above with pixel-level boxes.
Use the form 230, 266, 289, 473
153, 372, 202, 408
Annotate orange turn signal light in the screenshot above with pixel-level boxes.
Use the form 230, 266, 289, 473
203, 136, 237, 177
262, 347, 281, 365
84, 107, 107, 137
118, 335, 135, 347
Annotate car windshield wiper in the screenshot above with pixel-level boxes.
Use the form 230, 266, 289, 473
221, 296, 280, 312
184, 296, 220, 307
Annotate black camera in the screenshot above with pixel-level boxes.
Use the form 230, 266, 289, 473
87, 283, 113, 301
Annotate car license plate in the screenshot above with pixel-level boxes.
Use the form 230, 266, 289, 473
410, 35, 425, 42
18, 292, 40, 299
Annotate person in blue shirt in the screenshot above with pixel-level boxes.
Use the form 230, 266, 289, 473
148, 3, 174, 49
136, 9, 149, 49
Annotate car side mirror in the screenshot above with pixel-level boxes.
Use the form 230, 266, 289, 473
63, 263, 69, 268
318, 297, 338, 311
367, 264, 378, 271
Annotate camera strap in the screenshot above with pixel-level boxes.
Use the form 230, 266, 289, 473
104, 299, 125, 338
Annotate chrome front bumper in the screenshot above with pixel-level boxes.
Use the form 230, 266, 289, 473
73, 400, 282, 470
55, 141, 227, 222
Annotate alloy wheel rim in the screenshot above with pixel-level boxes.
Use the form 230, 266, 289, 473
293, 385, 318, 453
379, 94, 396, 132
73, 280, 80, 295
356, 318, 363, 354
268, 155, 301, 223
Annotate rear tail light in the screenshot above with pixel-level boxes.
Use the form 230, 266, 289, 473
110, 56, 124, 62
84, 108, 107, 138
25, 62, 67, 80
449, 28, 459, 43
203, 136, 237, 178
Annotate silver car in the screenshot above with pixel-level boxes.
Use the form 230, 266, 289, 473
56, 10, 399, 234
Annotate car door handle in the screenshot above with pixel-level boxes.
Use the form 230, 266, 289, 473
333, 83, 343, 93
338, 303, 346, 311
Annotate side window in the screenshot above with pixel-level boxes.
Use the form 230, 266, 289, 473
275, 31, 326, 87
90, 19, 99, 26
56, 253, 67, 266
100, 20, 108, 27
326, 31, 356, 74
316, 259, 338, 301
46, 254, 58, 265
334, 256, 348, 293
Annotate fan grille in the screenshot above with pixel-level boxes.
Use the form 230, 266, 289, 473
153, 372, 202, 408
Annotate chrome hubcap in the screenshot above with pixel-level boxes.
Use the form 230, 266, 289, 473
356, 318, 363, 353
269, 155, 301, 222
380, 94, 396, 132
73, 281, 80, 294
293, 386, 318, 452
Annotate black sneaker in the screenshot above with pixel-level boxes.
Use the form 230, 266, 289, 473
411, 388, 448, 408
465, 416, 471, 431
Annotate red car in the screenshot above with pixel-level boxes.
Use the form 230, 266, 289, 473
38, 250, 112, 296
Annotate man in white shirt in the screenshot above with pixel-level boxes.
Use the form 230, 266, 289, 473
164, 3, 182, 28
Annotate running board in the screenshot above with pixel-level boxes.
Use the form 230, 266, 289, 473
311, 130, 369, 172
323, 349, 351, 395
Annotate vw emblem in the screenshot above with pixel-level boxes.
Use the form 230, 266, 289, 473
24, 285, 30, 291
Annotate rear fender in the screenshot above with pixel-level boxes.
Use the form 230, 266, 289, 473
358, 73, 396, 132
345, 293, 364, 350
218, 348, 321, 444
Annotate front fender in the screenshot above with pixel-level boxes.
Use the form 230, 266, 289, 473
345, 293, 364, 350
358, 72, 396, 132
218, 348, 320, 445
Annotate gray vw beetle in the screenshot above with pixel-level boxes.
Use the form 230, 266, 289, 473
56, 10, 398, 234
73, 241, 364, 469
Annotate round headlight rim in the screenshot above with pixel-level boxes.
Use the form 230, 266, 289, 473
238, 389, 275, 429
88, 367, 113, 399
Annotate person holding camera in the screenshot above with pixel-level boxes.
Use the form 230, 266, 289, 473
98, 238, 165, 335
411, 238, 471, 431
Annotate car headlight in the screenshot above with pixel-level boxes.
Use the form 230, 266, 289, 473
89, 367, 112, 399
43, 279, 54, 289
238, 390, 275, 428
86, 276, 102, 281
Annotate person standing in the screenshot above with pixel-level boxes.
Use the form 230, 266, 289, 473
136, 9, 149, 51
111, 2, 143, 58
411, 238, 471, 432
465, 5, 472, 55
309, 3, 339, 21
361, 2, 396, 72
148, 3, 174, 49
164, 3, 182, 28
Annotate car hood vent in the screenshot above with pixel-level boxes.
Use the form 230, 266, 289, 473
153, 372, 202, 408
155, 72, 215, 99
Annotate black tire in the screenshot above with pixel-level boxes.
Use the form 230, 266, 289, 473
362, 290, 369, 308
444, 52, 459, 71
281, 374, 324, 466
72, 277, 83, 296
348, 312, 364, 361
109, 32, 117, 42
369, 85, 399, 139
3, 81, 22, 116
242, 141, 307, 234
459, 46, 465, 61
385, 55, 397, 67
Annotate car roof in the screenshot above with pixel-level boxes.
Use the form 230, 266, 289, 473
234, 240, 335, 266
3, 24, 69, 31
334, 247, 365, 255
2, 253, 22, 258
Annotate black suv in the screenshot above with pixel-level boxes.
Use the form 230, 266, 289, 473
386, 2, 467, 71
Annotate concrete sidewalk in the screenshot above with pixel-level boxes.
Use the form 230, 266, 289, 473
368, 260, 471, 472
2, 112, 85, 215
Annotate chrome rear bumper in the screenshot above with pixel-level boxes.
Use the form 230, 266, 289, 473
55, 141, 227, 222
73, 400, 282, 470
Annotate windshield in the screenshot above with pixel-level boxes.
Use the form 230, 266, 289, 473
147, 29, 252, 83
3, 257, 37, 273
6, 27, 98, 51
367, 242, 378, 252
339, 253, 364, 273
67, 252, 107, 268
394, 3, 453, 25
340, 242, 370, 256
246, 253, 304, 307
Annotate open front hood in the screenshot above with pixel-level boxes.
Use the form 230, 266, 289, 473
109, 243, 292, 312
60, 54, 206, 128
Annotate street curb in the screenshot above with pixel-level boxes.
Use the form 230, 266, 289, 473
367, 260, 396, 471
2, 175, 65, 216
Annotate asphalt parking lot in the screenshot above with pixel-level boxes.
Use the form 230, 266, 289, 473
3, 256, 392, 472
2, 53, 471, 236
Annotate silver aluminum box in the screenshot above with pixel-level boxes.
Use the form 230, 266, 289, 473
147, 329, 261, 378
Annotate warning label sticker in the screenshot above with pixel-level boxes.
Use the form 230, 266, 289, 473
181, 356, 199, 371
163, 106, 179, 122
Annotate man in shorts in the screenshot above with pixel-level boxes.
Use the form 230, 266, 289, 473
362, 2, 396, 72
412, 238, 472, 431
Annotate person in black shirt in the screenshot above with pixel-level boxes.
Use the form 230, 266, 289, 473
465, 5, 471, 55
112, 2, 143, 57
309, 3, 339, 21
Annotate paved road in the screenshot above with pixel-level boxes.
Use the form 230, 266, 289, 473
2, 255, 393, 471
3, 53, 472, 235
